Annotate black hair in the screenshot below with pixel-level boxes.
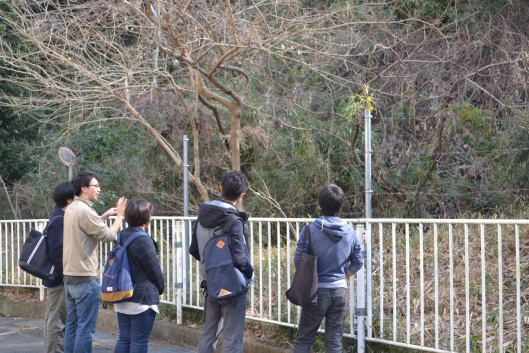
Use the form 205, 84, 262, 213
125, 198, 154, 227
53, 181, 74, 208
71, 171, 99, 196
318, 184, 345, 216
220, 170, 248, 201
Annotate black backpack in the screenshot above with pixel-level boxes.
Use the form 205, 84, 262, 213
202, 216, 250, 300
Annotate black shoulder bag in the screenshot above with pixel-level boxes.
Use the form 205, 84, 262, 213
18, 217, 62, 281
285, 225, 318, 307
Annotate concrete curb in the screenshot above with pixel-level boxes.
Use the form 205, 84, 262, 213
0, 299, 47, 319
0, 299, 290, 353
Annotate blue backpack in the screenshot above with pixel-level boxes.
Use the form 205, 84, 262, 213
101, 230, 146, 302
202, 216, 250, 300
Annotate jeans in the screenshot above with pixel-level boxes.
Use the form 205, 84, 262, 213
44, 284, 67, 353
293, 287, 348, 353
197, 294, 247, 353
64, 280, 102, 353
114, 309, 156, 353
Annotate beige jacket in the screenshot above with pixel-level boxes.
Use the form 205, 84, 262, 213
63, 196, 117, 277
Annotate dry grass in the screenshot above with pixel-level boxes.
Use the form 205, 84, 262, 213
0, 286, 41, 303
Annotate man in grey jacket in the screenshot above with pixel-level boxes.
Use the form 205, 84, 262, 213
189, 170, 254, 353
292, 184, 363, 353
63, 171, 127, 353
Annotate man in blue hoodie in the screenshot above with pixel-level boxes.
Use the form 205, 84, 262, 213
292, 184, 363, 353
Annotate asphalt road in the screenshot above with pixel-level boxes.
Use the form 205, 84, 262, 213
0, 316, 194, 353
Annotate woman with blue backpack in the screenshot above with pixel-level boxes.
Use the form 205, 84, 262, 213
113, 199, 165, 353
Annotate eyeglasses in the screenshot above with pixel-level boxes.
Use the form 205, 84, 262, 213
88, 184, 101, 189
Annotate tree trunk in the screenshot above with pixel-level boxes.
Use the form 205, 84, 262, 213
230, 105, 242, 171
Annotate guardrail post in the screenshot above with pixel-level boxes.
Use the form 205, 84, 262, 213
355, 224, 366, 353
174, 219, 183, 325
365, 221, 372, 340
35, 222, 47, 302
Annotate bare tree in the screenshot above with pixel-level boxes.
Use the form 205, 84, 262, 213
2, 0, 529, 216
0, 175, 17, 219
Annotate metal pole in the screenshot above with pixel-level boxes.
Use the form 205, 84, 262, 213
365, 108, 373, 342
358, 108, 372, 353
365, 108, 372, 219
183, 135, 189, 218
181, 135, 189, 323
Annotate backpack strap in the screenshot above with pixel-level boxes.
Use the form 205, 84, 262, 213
121, 230, 148, 248
43, 215, 64, 236
222, 214, 241, 235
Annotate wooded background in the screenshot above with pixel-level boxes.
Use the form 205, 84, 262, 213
1, 0, 529, 220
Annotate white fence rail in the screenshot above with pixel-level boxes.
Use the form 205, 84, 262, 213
1, 217, 528, 353
365, 219, 528, 353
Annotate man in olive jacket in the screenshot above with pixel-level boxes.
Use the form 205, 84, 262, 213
63, 171, 127, 353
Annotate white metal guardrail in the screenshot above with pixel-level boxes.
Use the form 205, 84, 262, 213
365, 219, 528, 353
1, 217, 527, 353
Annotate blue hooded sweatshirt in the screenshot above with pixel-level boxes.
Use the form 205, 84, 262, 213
293, 216, 363, 288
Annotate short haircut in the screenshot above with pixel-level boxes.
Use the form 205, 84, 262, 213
125, 199, 154, 227
318, 184, 345, 216
71, 171, 99, 196
53, 181, 74, 208
220, 170, 248, 201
